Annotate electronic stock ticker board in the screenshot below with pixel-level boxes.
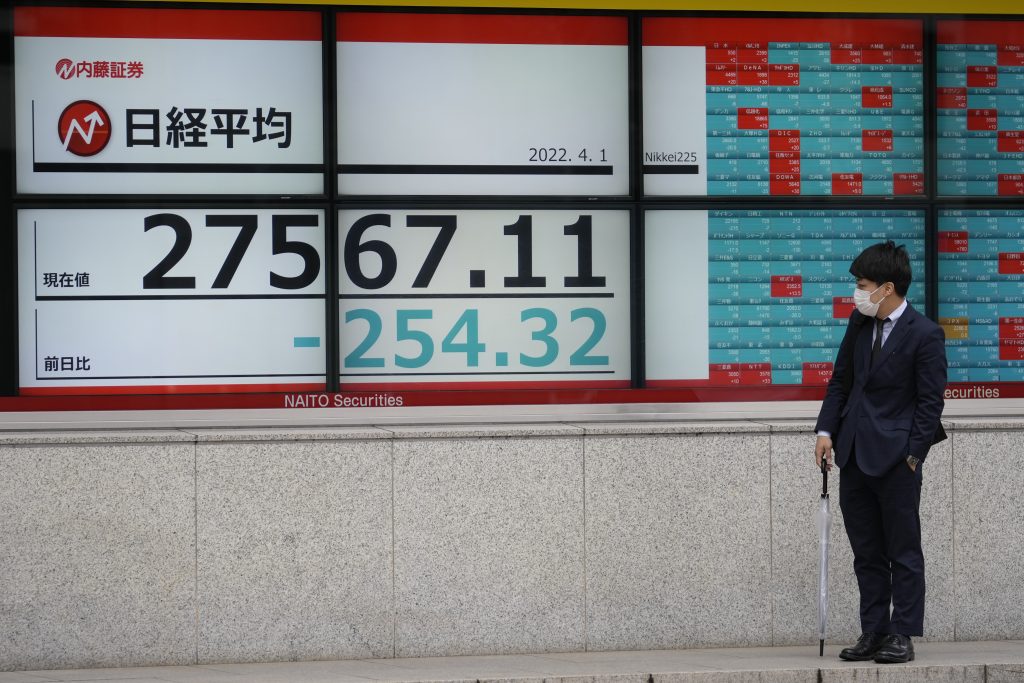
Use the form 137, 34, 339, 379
9, 7, 1024, 402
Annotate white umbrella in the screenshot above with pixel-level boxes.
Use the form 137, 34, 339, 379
817, 459, 832, 657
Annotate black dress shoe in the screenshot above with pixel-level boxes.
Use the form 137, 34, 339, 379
874, 634, 915, 663
839, 632, 887, 661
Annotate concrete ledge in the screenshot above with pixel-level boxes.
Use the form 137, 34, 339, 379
384, 424, 587, 439
2, 642, 1023, 683
579, 421, 767, 435
0, 429, 196, 445
185, 427, 395, 442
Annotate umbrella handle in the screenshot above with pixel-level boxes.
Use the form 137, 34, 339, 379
821, 455, 828, 495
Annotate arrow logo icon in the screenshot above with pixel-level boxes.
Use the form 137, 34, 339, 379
57, 100, 112, 157
62, 110, 105, 150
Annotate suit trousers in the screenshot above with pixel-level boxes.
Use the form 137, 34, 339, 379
839, 450, 925, 636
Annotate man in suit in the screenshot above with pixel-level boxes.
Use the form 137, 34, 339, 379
814, 240, 947, 664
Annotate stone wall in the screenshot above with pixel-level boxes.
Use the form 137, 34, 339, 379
1, 419, 1021, 671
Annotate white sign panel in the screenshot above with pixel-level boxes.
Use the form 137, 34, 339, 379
642, 45, 709, 196
337, 13, 629, 196
18, 208, 327, 394
14, 7, 324, 195
644, 211, 710, 380
338, 209, 631, 387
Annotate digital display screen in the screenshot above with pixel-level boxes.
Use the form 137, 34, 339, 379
937, 21, 1024, 197
646, 209, 925, 387
939, 210, 1024, 383
8, 6, 1024, 407
643, 18, 924, 196
18, 209, 327, 395
337, 209, 631, 388
14, 7, 325, 195
336, 13, 629, 196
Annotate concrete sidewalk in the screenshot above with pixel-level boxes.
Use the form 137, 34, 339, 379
3, 641, 1024, 683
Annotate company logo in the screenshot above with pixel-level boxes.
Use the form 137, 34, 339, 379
55, 58, 75, 80
54, 58, 144, 79
58, 101, 111, 157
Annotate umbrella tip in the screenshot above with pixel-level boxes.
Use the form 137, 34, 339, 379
819, 640, 824, 657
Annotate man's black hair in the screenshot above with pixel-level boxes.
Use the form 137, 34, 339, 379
849, 240, 912, 297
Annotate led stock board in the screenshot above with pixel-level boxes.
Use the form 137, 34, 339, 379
8, 5, 1024, 405
337, 209, 631, 388
937, 20, 1024, 196
646, 210, 926, 389
18, 209, 327, 395
939, 210, 1024, 386
336, 13, 629, 196
643, 18, 925, 196
14, 7, 325, 195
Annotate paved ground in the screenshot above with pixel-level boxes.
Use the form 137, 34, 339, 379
3, 641, 1024, 683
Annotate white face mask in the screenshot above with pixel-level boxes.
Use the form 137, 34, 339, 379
853, 285, 888, 317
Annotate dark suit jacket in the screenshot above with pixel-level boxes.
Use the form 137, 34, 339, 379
815, 304, 947, 477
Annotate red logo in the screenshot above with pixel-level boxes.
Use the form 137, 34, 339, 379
53, 58, 144, 79
57, 101, 111, 157
55, 59, 75, 80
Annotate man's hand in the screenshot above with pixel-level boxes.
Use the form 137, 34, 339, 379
815, 435, 833, 472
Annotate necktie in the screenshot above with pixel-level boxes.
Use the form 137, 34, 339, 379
870, 317, 888, 367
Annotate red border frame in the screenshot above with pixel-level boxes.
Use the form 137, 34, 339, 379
0, 383, 1017, 413
337, 13, 628, 45
14, 6, 322, 41
642, 17, 922, 46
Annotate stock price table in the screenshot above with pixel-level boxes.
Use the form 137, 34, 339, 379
643, 18, 924, 196
939, 210, 1024, 383
937, 21, 1024, 197
645, 209, 925, 387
